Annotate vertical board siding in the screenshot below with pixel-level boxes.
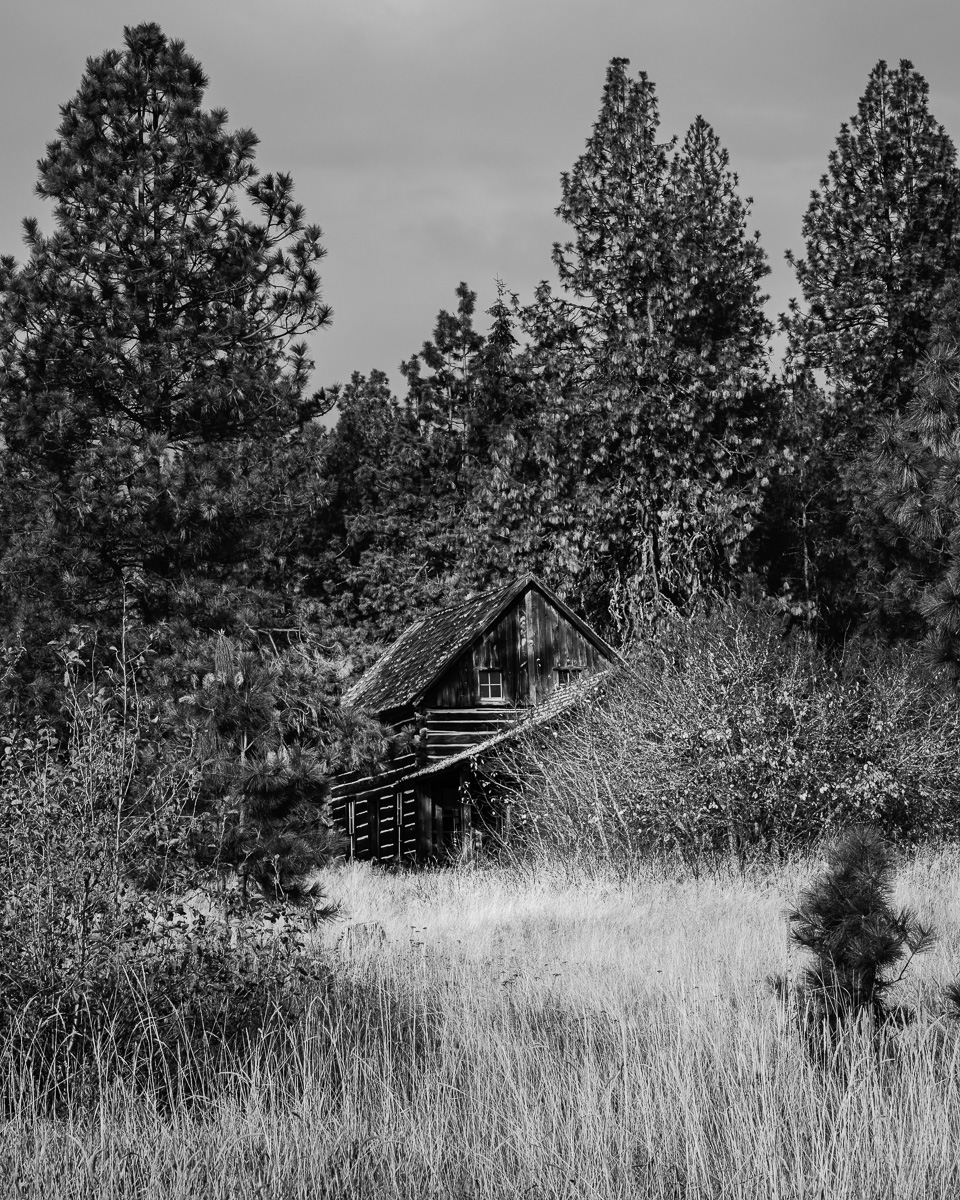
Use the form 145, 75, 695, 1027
528, 588, 604, 703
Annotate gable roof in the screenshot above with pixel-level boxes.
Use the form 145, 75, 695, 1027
343, 574, 621, 716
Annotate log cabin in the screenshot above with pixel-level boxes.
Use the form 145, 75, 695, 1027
331, 574, 621, 862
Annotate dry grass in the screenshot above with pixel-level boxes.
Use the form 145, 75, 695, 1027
6, 851, 960, 1198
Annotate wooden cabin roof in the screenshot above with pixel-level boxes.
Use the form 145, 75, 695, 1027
344, 574, 620, 716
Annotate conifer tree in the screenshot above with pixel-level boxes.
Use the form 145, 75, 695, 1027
787, 827, 932, 1047
788, 60, 959, 424
874, 281, 960, 675
0, 23, 331, 639
489, 60, 777, 632
780, 60, 960, 635
180, 631, 387, 898
300, 285, 537, 643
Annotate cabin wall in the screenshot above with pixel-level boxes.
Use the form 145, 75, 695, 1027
425, 587, 611, 711
425, 600, 527, 708
420, 708, 520, 764
329, 751, 418, 862
527, 588, 607, 704
334, 584, 617, 862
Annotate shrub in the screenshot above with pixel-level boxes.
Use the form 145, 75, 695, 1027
784, 826, 933, 1044
500, 596, 960, 866
0, 673, 340, 1112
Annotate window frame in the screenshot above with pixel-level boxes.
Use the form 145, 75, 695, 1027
477, 667, 506, 704
556, 666, 584, 691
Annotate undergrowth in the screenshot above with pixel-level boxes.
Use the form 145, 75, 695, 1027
498, 597, 960, 868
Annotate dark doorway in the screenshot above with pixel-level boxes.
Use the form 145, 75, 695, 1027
417, 772, 469, 860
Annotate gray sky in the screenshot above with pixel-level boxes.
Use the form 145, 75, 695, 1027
3, 0, 960, 399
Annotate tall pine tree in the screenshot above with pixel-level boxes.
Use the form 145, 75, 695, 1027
486, 60, 777, 633
780, 59, 960, 636
874, 280, 960, 675
0, 23, 331, 643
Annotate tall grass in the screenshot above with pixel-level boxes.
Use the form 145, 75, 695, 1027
6, 855, 960, 1198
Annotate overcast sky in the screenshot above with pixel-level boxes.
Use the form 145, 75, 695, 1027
3, 0, 960, 401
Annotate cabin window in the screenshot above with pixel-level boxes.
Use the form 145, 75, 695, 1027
556, 667, 583, 690
478, 668, 504, 702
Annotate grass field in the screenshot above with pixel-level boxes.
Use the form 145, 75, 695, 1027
6, 850, 960, 1198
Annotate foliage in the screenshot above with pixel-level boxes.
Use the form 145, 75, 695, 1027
778, 59, 960, 636
175, 629, 387, 897
783, 827, 934, 1058
484, 60, 778, 633
0, 22, 332, 644
301, 283, 535, 639
301, 367, 461, 642
501, 597, 960, 868
875, 284, 960, 676
0, 678, 344, 1112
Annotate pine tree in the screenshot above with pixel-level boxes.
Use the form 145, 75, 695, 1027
299, 285, 535, 644
0, 23, 331, 639
304, 368, 456, 642
787, 827, 932, 1050
781, 60, 960, 636
490, 60, 778, 632
180, 632, 387, 899
788, 60, 960, 424
874, 281, 960, 675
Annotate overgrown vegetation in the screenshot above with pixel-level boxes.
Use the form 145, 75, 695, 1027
7, 23, 960, 1197
500, 599, 960, 867
0, 668, 349, 1113
3, 858, 960, 1198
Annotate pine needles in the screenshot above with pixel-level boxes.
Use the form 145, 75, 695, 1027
784, 827, 935, 1056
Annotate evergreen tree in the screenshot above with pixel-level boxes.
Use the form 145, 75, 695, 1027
299, 284, 534, 644
788, 60, 959, 424
780, 60, 960, 636
487, 60, 777, 633
304, 368, 455, 642
787, 827, 932, 1047
874, 280, 960, 675
180, 631, 386, 899
0, 23, 331, 640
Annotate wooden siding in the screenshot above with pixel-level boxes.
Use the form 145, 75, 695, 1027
424, 586, 611, 710
329, 751, 418, 861
334, 580, 619, 861
422, 708, 520, 762
527, 587, 607, 703
425, 601, 527, 708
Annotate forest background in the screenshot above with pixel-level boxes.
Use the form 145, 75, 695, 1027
3, 21, 960, 889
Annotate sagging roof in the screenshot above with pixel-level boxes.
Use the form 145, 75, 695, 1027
343, 574, 620, 716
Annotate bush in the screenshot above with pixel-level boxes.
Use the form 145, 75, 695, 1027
501, 597, 960, 866
0, 678, 340, 1112
783, 826, 933, 1046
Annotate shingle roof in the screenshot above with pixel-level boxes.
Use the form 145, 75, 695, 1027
343, 577, 530, 715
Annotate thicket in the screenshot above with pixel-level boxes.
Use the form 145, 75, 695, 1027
501, 599, 960, 868
0, 659, 426, 1115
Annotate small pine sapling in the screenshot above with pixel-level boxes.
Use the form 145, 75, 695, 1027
783, 827, 934, 1044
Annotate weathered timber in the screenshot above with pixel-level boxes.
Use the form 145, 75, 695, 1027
334, 575, 622, 861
